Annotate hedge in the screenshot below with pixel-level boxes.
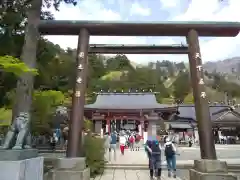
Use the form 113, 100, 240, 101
83, 133, 106, 177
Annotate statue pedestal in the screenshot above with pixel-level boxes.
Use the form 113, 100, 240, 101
190, 159, 237, 180
0, 149, 43, 180
0, 149, 38, 161
44, 157, 90, 180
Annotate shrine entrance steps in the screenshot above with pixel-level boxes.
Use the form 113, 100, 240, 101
91, 169, 183, 180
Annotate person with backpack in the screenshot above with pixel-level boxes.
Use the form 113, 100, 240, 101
164, 137, 177, 178
145, 138, 162, 180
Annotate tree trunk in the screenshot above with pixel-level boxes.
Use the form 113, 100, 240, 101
13, 0, 42, 120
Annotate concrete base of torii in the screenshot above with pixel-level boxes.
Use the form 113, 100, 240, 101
189, 159, 237, 180
44, 157, 90, 180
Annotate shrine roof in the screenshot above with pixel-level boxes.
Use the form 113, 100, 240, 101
212, 108, 240, 123
84, 93, 176, 110
177, 104, 230, 121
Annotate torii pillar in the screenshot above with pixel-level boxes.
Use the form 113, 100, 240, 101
186, 30, 236, 180
67, 28, 89, 157
187, 29, 216, 159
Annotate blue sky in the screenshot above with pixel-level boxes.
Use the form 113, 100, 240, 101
45, 0, 240, 64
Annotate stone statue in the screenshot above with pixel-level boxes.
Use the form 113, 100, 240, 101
1, 112, 32, 149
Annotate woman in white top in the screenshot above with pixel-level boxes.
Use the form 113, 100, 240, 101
103, 133, 112, 161
119, 135, 127, 155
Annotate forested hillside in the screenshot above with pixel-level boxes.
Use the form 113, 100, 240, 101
1, 0, 240, 135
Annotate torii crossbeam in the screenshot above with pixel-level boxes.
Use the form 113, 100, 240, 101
88, 44, 188, 54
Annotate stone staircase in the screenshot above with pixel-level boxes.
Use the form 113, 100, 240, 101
91, 169, 183, 180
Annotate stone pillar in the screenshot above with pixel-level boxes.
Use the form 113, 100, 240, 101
0, 149, 43, 180
45, 157, 90, 180
148, 120, 157, 137
190, 160, 237, 180
94, 120, 102, 134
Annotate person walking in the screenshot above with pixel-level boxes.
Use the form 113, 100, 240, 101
62, 126, 69, 150
129, 134, 135, 151
135, 133, 141, 151
164, 137, 177, 178
110, 132, 117, 161
188, 136, 193, 147
50, 132, 58, 151
145, 139, 162, 180
104, 132, 112, 161
119, 133, 127, 155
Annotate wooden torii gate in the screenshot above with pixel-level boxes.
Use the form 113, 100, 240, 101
39, 20, 240, 159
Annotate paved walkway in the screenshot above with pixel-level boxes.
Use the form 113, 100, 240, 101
103, 150, 184, 179
104, 145, 240, 165
92, 170, 182, 180
105, 149, 240, 166
41, 145, 240, 180
106, 149, 148, 165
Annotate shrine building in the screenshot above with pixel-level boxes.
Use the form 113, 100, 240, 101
84, 92, 177, 137
84, 93, 240, 141
176, 104, 240, 128
176, 104, 240, 142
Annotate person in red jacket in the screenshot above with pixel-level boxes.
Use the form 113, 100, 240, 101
129, 134, 135, 151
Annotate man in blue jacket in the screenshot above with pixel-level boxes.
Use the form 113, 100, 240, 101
110, 131, 117, 161
145, 137, 162, 180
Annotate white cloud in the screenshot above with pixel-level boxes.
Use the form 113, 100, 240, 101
130, 2, 151, 16
160, 0, 180, 8
44, 0, 240, 64
172, 0, 240, 62
46, 1, 124, 50
45, 0, 149, 63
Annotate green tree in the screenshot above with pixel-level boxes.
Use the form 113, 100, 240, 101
0, 108, 12, 126
183, 92, 194, 104
5, 0, 78, 119
0, 55, 37, 76
31, 90, 65, 135
106, 54, 134, 71
172, 71, 191, 101
12, 0, 43, 120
